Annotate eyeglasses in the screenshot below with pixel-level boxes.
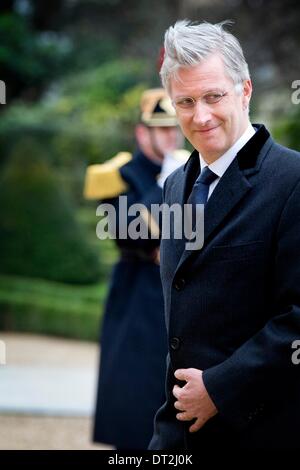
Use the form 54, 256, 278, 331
173, 91, 228, 112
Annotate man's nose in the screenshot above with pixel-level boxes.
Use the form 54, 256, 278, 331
192, 101, 212, 126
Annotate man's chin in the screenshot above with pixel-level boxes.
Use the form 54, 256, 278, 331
195, 143, 225, 161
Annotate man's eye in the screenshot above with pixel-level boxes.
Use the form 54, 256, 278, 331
204, 94, 223, 104
177, 98, 194, 107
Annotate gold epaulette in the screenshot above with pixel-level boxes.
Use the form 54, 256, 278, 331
83, 152, 132, 200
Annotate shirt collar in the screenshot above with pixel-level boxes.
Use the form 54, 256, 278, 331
199, 123, 256, 178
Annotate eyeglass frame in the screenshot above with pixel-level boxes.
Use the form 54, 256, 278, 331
172, 83, 243, 112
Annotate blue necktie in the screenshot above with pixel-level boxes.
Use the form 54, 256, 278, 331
185, 166, 218, 240
188, 166, 218, 207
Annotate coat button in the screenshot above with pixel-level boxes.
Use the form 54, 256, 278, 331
170, 337, 181, 350
173, 278, 186, 291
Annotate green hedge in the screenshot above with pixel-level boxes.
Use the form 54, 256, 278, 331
0, 137, 101, 283
273, 108, 300, 152
0, 275, 108, 341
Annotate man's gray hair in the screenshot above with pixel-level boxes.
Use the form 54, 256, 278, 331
161, 20, 250, 92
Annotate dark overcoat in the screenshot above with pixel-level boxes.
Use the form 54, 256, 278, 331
149, 125, 300, 450
94, 151, 167, 449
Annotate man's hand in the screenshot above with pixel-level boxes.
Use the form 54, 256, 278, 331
173, 368, 218, 433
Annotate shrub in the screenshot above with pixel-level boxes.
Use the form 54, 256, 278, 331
0, 274, 107, 341
273, 108, 300, 151
0, 137, 101, 284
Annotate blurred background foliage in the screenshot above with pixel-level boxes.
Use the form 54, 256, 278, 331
0, 0, 299, 340
0, 137, 101, 283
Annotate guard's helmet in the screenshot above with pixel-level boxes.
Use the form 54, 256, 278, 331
140, 88, 177, 127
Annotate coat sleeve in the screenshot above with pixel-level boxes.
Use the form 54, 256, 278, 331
202, 178, 300, 430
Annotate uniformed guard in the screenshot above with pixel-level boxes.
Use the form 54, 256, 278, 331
84, 88, 189, 449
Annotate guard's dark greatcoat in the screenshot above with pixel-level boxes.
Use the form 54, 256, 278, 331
94, 150, 167, 449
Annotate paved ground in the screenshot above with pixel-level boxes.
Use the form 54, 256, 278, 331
0, 332, 113, 450
0, 415, 112, 450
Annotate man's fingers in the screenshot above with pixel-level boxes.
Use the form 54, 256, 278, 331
174, 367, 203, 382
172, 384, 181, 399
189, 417, 205, 433
174, 368, 189, 381
176, 411, 193, 421
174, 400, 185, 411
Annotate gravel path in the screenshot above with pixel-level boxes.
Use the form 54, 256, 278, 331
0, 415, 112, 450
0, 333, 113, 450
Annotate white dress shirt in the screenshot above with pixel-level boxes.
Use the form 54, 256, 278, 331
199, 123, 256, 200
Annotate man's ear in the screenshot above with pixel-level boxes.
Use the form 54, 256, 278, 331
242, 79, 252, 109
135, 124, 148, 147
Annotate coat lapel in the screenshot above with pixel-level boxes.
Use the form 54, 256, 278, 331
170, 149, 199, 258
176, 157, 252, 269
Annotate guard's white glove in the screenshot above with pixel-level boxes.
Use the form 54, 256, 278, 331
157, 149, 190, 188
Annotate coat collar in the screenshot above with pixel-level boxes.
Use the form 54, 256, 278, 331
173, 124, 273, 271
120, 150, 161, 195
183, 124, 270, 173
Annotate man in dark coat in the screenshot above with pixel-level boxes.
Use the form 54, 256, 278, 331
84, 89, 187, 449
149, 20, 300, 450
